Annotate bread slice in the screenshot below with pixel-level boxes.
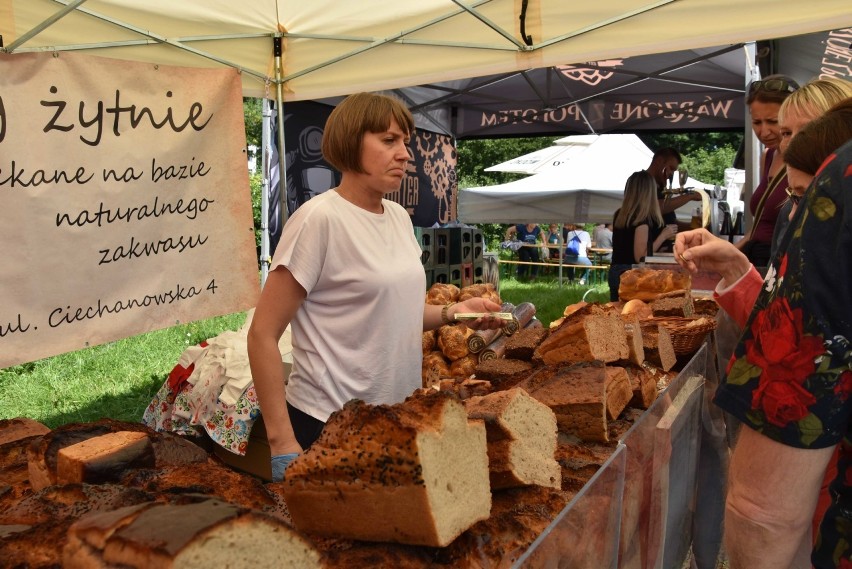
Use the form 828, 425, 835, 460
640, 324, 677, 372
62, 499, 323, 568
651, 289, 694, 317
624, 366, 661, 409
464, 388, 560, 490
282, 392, 491, 547
604, 367, 633, 421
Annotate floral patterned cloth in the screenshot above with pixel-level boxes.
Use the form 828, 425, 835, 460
143, 312, 293, 457
714, 139, 852, 568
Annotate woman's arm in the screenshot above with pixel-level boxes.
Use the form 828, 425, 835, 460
633, 224, 649, 263
652, 225, 677, 253
247, 267, 306, 457
423, 297, 507, 331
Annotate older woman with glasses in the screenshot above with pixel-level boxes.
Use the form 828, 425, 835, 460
736, 74, 799, 268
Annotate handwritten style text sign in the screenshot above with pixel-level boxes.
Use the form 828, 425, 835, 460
0, 52, 260, 368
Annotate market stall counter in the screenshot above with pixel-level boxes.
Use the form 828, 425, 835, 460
512, 343, 712, 569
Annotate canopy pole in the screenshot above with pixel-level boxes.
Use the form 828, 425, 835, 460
259, 36, 289, 289
260, 100, 272, 286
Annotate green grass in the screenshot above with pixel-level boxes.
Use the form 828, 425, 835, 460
0, 313, 247, 428
0, 279, 611, 427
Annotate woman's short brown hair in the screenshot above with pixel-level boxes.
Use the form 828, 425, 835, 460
321, 92, 415, 173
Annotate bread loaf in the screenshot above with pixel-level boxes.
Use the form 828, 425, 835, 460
62, 498, 323, 568
533, 305, 629, 366
0, 417, 50, 446
27, 419, 207, 492
56, 431, 155, 486
617, 268, 691, 302
449, 354, 478, 378
620, 298, 652, 320
620, 315, 645, 367
422, 329, 437, 354
503, 326, 548, 361
425, 283, 460, 305
282, 392, 491, 547
464, 388, 560, 490
458, 283, 500, 304
474, 358, 533, 388
519, 362, 622, 443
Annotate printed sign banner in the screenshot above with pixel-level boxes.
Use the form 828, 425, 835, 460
0, 52, 260, 368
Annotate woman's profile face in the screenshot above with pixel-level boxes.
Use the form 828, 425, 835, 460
749, 100, 783, 149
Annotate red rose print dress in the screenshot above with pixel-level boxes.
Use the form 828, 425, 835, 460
714, 139, 852, 568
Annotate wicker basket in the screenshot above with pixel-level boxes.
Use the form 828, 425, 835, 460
641, 316, 717, 356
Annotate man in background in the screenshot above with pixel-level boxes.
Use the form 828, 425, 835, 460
645, 147, 702, 250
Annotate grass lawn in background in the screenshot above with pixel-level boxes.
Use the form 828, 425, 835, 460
0, 278, 608, 427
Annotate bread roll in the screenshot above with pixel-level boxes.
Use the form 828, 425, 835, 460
437, 324, 474, 361
621, 299, 652, 320
425, 283, 460, 305
458, 283, 501, 304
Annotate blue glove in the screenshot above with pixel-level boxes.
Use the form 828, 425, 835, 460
270, 453, 300, 482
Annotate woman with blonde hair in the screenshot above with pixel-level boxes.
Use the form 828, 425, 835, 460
607, 170, 677, 300
771, 78, 852, 255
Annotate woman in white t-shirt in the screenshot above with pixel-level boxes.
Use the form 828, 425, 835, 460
247, 93, 505, 482
563, 223, 593, 285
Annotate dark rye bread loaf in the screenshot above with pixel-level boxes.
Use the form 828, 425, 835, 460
474, 358, 533, 387
533, 305, 629, 366
27, 419, 207, 491
62, 498, 323, 569
503, 326, 549, 361
464, 388, 560, 490
282, 391, 491, 547
517, 362, 631, 443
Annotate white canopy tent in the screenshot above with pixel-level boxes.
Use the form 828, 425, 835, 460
3, 2, 849, 274
3, 2, 850, 103
459, 134, 714, 224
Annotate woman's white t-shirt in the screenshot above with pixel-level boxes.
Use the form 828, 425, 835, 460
270, 190, 425, 422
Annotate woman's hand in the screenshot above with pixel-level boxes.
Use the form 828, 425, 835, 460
451, 297, 507, 330
661, 224, 678, 241
674, 229, 752, 286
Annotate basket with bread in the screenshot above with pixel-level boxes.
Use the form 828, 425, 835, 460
619, 267, 718, 356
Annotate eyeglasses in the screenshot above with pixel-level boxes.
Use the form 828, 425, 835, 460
785, 187, 802, 205
748, 79, 797, 96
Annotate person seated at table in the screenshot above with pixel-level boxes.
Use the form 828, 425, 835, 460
545, 223, 563, 260
563, 223, 593, 285
505, 222, 543, 280
592, 223, 613, 262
